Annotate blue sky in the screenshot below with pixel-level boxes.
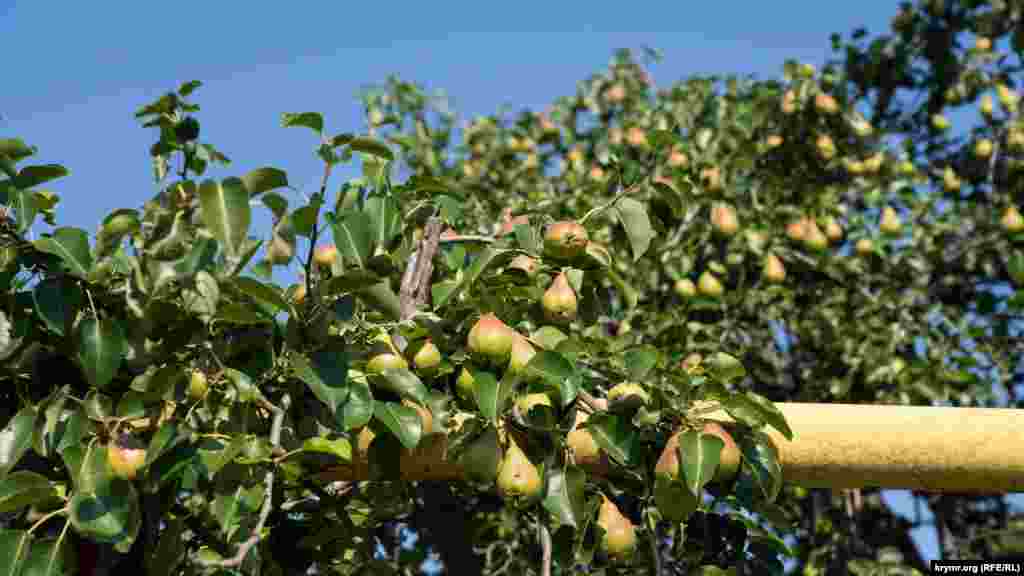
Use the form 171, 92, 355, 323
3, 0, 961, 566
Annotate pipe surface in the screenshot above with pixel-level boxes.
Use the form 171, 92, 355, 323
317, 402, 1024, 493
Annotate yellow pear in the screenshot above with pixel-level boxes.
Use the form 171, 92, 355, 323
786, 218, 807, 242
815, 134, 836, 160
763, 253, 786, 284
496, 435, 542, 503
674, 278, 697, 299
879, 206, 902, 236
1001, 206, 1024, 234
824, 217, 844, 242
855, 238, 874, 256
606, 382, 650, 412
468, 313, 514, 363
802, 219, 829, 251
412, 339, 442, 373
456, 367, 477, 402
567, 410, 604, 468
542, 272, 578, 323
543, 221, 589, 260
697, 271, 724, 298
974, 138, 994, 159
598, 495, 637, 559
710, 203, 740, 236
508, 333, 537, 376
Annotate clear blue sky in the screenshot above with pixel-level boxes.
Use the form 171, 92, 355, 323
4, 0, 956, 566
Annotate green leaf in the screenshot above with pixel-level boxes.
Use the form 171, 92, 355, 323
34, 227, 92, 278
13, 190, 38, 233
223, 368, 260, 404
0, 471, 56, 514
738, 433, 782, 503
613, 198, 654, 261
525, 351, 578, 407
195, 436, 246, 481
241, 167, 288, 197
332, 211, 374, 268
281, 112, 324, 135
0, 138, 37, 161
22, 536, 73, 576
373, 402, 423, 450
291, 351, 351, 415
371, 368, 429, 406
706, 352, 746, 382
75, 317, 125, 390
302, 437, 352, 462
14, 164, 68, 190
230, 276, 293, 316
365, 195, 401, 250
0, 408, 38, 479
679, 431, 722, 497
542, 465, 586, 528
470, 370, 501, 424
178, 80, 202, 96
740, 392, 792, 441
69, 479, 141, 549
0, 530, 31, 574
32, 276, 80, 337
623, 345, 659, 381
198, 177, 251, 258
145, 423, 184, 467
584, 413, 638, 466
349, 136, 394, 161
432, 247, 515, 310
145, 517, 186, 576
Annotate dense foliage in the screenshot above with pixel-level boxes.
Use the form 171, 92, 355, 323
1, 1, 1022, 574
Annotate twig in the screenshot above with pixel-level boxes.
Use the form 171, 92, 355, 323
537, 520, 552, 576
399, 217, 442, 320
196, 393, 291, 568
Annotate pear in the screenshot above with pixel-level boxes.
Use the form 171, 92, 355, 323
814, 92, 838, 115
699, 166, 723, 191
567, 410, 604, 467
1001, 206, 1024, 234
674, 278, 697, 299
855, 238, 874, 256
815, 134, 836, 160
653, 474, 699, 523
468, 313, 514, 363
981, 94, 994, 117
459, 425, 503, 484
879, 206, 902, 236
823, 217, 844, 242
802, 219, 829, 251
496, 435, 542, 503
267, 234, 294, 265
516, 393, 554, 420
507, 254, 539, 277
108, 434, 146, 480
597, 495, 637, 559
456, 367, 477, 402
762, 253, 786, 284
313, 244, 337, 268
974, 138, 994, 159
697, 271, 724, 298
189, 369, 209, 400
366, 334, 409, 374
786, 218, 807, 242
543, 221, 589, 260
412, 339, 442, 373
710, 203, 740, 236
931, 114, 951, 131
508, 333, 537, 376
606, 382, 650, 412
542, 272, 578, 323
655, 423, 740, 485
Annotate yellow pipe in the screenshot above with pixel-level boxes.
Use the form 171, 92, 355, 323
317, 402, 1024, 493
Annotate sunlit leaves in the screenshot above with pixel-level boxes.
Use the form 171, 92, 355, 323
198, 177, 251, 258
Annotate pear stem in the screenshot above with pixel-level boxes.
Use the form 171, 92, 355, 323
537, 518, 552, 576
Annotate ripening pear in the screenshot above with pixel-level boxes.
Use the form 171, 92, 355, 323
975, 36, 992, 51
711, 203, 740, 236
496, 435, 542, 503
781, 90, 798, 114
108, 434, 147, 480
814, 92, 838, 115
943, 166, 962, 192
189, 369, 209, 400
699, 166, 723, 191
855, 238, 874, 256
697, 271, 724, 298
567, 410, 602, 465
816, 134, 836, 160
508, 333, 537, 376
460, 425, 503, 484
824, 217, 844, 242
366, 334, 409, 374
468, 313, 515, 363
981, 94, 994, 118
880, 206, 902, 236
674, 278, 697, 299
413, 339, 442, 373
668, 149, 689, 168
542, 272, 578, 323
516, 392, 554, 416
313, 244, 338, 268
267, 235, 294, 265
974, 138, 994, 159
997, 83, 1019, 112
765, 134, 784, 149
1002, 206, 1024, 234
607, 382, 650, 412
802, 219, 829, 251
864, 152, 884, 173
597, 495, 637, 560
786, 218, 807, 242
931, 114, 951, 131
763, 253, 786, 284
456, 367, 477, 402
543, 221, 589, 260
